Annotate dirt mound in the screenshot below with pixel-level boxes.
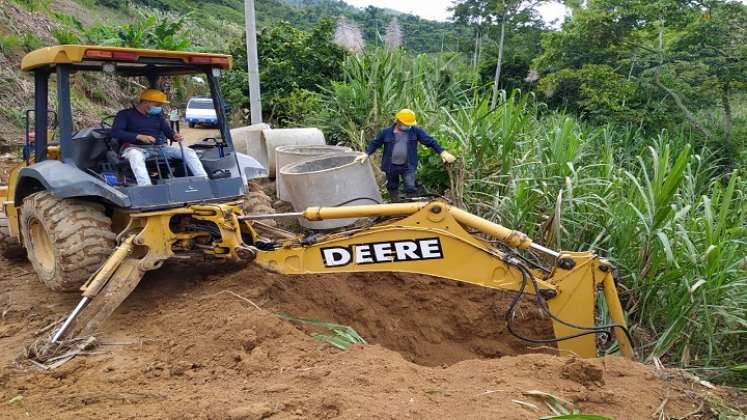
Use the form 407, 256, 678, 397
233, 268, 555, 366
0, 260, 734, 419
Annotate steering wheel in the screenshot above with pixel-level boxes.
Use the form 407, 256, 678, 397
100, 115, 116, 130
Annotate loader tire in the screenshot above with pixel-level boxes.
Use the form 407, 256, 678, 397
0, 213, 26, 260
21, 192, 116, 292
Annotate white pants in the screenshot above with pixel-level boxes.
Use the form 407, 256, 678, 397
123, 145, 208, 186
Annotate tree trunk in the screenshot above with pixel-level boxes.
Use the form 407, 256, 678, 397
721, 82, 733, 152
654, 23, 711, 139
490, 18, 506, 111
472, 26, 481, 72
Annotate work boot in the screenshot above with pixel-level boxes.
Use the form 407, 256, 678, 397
387, 189, 400, 203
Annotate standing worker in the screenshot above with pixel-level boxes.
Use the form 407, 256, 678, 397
168, 107, 180, 145
355, 108, 456, 201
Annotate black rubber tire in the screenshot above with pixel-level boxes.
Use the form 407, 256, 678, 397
20, 192, 116, 292
0, 213, 26, 260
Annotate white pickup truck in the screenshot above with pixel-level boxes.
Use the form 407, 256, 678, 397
185, 96, 218, 128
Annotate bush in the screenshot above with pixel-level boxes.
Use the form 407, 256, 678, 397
84, 12, 192, 50
10, 0, 51, 12
0, 33, 22, 55
221, 18, 346, 125
52, 28, 80, 45
21, 33, 43, 52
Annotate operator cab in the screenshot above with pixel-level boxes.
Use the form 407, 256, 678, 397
18, 45, 266, 210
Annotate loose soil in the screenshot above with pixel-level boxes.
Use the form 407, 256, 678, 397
0, 254, 737, 419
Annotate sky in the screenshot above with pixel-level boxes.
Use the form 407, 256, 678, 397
341, 0, 570, 24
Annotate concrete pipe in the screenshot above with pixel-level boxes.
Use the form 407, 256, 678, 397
230, 123, 270, 169
262, 128, 325, 178
281, 152, 382, 230
275, 145, 352, 202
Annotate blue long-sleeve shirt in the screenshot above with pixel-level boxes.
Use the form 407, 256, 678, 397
111, 107, 175, 148
365, 124, 444, 172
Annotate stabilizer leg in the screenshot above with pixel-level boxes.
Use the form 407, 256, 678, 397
50, 236, 146, 342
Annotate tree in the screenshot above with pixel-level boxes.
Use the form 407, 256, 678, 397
452, 0, 546, 109
222, 18, 347, 125
533, 0, 746, 155
668, 1, 747, 151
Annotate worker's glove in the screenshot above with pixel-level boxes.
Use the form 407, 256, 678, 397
354, 153, 369, 164
440, 151, 457, 164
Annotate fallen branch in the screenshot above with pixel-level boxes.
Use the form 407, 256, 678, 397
210, 290, 265, 311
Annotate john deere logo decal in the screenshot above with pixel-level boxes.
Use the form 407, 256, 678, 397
321, 238, 443, 267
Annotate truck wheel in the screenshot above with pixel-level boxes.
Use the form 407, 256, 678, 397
0, 213, 26, 260
20, 192, 116, 292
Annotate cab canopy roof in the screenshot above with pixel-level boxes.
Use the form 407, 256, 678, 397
21, 45, 232, 75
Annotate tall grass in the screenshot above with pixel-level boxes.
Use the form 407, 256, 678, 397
315, 48, 747, 384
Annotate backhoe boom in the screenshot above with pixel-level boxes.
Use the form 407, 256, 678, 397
254, 200, 634, 359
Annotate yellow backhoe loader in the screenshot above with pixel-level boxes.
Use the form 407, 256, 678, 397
0, 46, 634, 360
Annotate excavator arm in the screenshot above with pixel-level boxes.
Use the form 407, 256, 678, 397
253, 200, 634, 359
47, 199, 633, 361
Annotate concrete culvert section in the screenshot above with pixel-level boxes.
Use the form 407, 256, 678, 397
275, 145, 352, 202
281, 152, 382, 230
262, 128, 325, 178
230, 123, 270, 169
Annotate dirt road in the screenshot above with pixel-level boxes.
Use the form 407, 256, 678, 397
1, 247, 734, 419
178, 124, 220, 145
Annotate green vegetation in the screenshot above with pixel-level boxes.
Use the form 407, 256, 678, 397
313, 45, 746, 384
10, 0, 51, 12
277, 313, 367, 350
84, 12, 192, 50
0, 107, 26, 128
51, 28, 80, 45
0, 33, 22, 55
84, 0, 471, 54
21, 33, 42, 52
223, 18, 346, 125
525, 390, 612, 419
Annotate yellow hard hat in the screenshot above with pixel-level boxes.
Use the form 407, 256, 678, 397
395, 108, 417, 126
139, 89, 170, 104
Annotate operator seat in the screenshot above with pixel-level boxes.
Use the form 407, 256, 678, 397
69, 127, 111, 171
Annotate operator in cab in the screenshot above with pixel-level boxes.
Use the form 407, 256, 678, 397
355, 108, 456, 201
112, 89, 208, 186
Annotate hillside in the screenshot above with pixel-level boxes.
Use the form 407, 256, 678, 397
83, 0, 471, 53
0, 0, 470, 148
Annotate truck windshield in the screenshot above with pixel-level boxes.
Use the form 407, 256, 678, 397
188, 100, 214, 110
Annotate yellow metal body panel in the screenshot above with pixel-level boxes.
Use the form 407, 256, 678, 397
2, 146, 62, 240
21, 45, 232, 72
